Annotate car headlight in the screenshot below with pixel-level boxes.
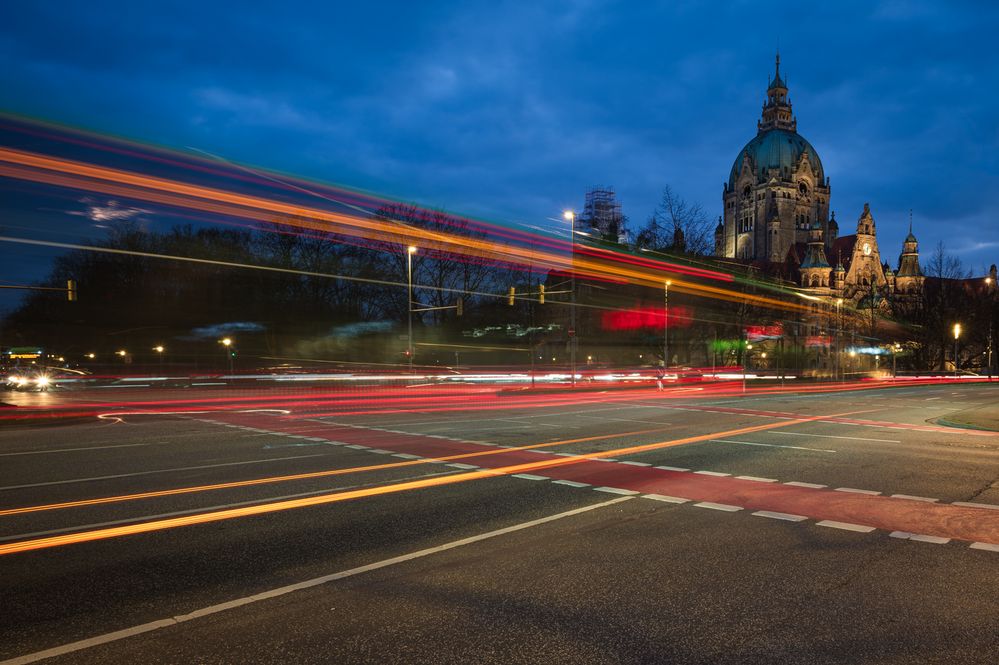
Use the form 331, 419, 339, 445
13, 377, 28, 386
35, 376, 51, 387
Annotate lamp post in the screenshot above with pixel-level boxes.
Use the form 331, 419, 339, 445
563, 210, 576, 387
406, 245, 417, 373
986, 277, 994, 380
953, 323, 961, 378
221, 337, 233, 378
153, 345, 164, 371
663, 279, 671, 374
835, 298, 843, 382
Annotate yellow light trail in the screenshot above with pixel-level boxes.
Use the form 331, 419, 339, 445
0, 147, 807, 313
0, 411, 860, 556
0, 425, 673, 518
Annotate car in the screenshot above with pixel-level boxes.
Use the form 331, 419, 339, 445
5, 371, 53, 391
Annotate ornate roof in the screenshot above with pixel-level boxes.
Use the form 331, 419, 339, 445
728, 129, 824, 189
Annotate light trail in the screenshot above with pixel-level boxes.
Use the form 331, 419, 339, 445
0, 411, 862, 556
0, 426, 674, 517
0, 147, 807, 312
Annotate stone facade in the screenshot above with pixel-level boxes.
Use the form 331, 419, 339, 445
716, 55, 925, 309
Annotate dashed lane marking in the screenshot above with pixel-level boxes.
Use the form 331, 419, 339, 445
970, 542, 999, 552
655, 465, 690, 472
816, 520, 877, 533
953, 502, 999, 511
592, 486, 640, 496
552, 480, 590, 488
890, 531, 950, 544
752, 510, 807, 522
694, 470, 730, 477
835, 487, 881, 495
694, 502, 742, 512
711, 439, 837, 453
511, 474, 549, 481
785, 481, 827, 489
736, 475, 778, 483
891, 494, 939, 502
641, 494, 690, 504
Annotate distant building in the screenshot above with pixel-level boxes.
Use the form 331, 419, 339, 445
581, 186, 628, 244
714, 54, 932, 308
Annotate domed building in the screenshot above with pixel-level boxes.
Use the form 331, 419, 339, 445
717, 54, 831, 262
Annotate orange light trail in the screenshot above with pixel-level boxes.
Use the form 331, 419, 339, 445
0, 147, 806, 313
0, 411, 862, 556
0, 425, 674, 517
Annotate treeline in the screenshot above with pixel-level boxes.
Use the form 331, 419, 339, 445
0, 205, 526, 365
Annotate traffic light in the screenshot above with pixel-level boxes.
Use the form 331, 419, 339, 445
538, 284, 545, 304
456, 298, 463, 317
508, 286, 515, 306
67, 279, 77, 302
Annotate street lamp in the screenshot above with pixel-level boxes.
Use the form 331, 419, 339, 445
407, 245, 417, 373
664, 279, 671, 372
220, 338, 234, 378
953, 323, 962, 378
835, 298, 843, 382
563, 210, 576, 387
153, 345, 165, 370
892, 343, 901, 380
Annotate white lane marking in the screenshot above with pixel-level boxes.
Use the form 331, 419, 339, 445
553, 452, 579, 457
391, 453, 421, 460
446, 463, 479, 470
970, 542, 999, 552
511, 474, 549, 481
592, 486, 640, 495
816, 520, 876, 533
711, 439, 836, 453
367, 449, 392, 455
694, 502, 742, 512
891, 494, 938, 502
889, 531, 950, 544
694, 470, 730, 477
772, 431, 900, 443
642, 494, 690, 504
925, 397, 942, 401
590, 458, 618, 463
0, 453, 331, 492
552, 480, 591, 488
0, 443, 149, 457
835, 487, 881, 495
736, 476, 778, 483
655, 465, 690, 472
344, 444, 369, 450
752, 510, 808, 522
785, 481, 827, 489
0, 496, 633, 665
619, 461, 652, 467
952, 501, 999, 511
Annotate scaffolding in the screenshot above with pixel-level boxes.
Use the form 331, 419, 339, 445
581, 186, 625, 242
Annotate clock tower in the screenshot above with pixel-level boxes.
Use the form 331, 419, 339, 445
843, 203, 887, 295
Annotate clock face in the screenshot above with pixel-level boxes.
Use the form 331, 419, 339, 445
863, 243, 871, 256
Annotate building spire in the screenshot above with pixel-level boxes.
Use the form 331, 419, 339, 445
909, 209, 913, 235
759, 54, 795, 133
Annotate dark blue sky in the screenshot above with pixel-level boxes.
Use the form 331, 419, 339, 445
3, 0, 999, 283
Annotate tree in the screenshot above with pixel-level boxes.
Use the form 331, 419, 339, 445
635, 185, 713, 255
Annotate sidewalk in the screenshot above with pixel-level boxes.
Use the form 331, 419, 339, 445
935, 404, 999, 432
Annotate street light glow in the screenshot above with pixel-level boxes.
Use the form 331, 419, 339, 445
563, 210, 574, 221
407, 245, 417, 254
221, 338, 232, 347
153, 345, 164, 353
953, 323, 962, 340
116, 350, 126, 356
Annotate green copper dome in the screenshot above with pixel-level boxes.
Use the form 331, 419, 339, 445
728, 129, 824, 189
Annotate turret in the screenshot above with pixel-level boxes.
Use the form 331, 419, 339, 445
800, 218, 831, 289
714, 217, 724, 255
826, 211, 838, 246
895, 216, 925, 295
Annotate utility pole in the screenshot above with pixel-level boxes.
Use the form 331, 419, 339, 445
663, 280, 671, 372
407, 246, 416, 373
564, 210, 577, 387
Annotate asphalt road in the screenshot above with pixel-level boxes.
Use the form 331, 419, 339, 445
1, 381, 998, 664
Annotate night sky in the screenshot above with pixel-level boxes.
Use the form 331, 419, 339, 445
2, 1, 999, 311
